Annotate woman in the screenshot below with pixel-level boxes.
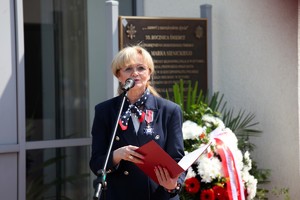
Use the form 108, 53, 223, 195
90, 46, 185, 200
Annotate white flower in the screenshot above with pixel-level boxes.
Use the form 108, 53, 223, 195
245, 173, 257, 200
182, 120, 203, 140
215, 117, 225, 129
186, 167, 196, 179
243, 151, 252, 171
202, 114, 225, 129
196, 155, 224, 183
202, 114, 216, 127
241, 167, 257, 200
234, 149, 244, 171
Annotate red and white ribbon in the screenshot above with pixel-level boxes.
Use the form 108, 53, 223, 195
145, 110, 153, 124
210, 128, 245, 200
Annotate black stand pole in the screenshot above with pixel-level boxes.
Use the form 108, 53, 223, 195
93, 90, 129, 200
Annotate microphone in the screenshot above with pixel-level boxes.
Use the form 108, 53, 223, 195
122, 78, 135, 91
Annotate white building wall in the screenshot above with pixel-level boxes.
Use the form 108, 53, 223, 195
0, 0, 18, 199
145, 0, 299, 198
0, 0, 17, 142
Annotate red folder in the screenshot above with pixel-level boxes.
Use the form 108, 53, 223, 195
135, 140, 211, 184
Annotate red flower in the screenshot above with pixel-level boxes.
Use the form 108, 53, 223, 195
200, 132, 206, 139
207, 151, 214, 158
200, 189, 215, 200
213, 185, 229, 200
184, 177, 200, 194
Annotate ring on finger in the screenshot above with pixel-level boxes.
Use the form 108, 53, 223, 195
128, 155, 133, 160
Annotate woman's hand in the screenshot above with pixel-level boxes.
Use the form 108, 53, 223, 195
154, 166, 179, 190
113, 145, 144, 165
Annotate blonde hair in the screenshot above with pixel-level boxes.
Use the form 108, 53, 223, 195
111, 45, 160, 96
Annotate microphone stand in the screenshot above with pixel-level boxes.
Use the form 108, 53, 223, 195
93, 90, 129, 200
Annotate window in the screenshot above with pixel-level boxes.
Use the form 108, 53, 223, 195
26, 146, 90, 199
24, 0, 89, 141
23, 1, 90, 199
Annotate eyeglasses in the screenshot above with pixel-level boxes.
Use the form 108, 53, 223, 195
121, 65, 148, 74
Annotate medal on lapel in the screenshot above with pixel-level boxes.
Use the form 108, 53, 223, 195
144, 110, 154, 135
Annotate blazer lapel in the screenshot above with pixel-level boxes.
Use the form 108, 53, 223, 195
114, 95, 140, 145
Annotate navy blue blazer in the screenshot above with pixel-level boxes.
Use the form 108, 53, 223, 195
90, 93, 186, 200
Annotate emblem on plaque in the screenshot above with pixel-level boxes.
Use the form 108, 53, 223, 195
126, 24, 137, 40
195, 26, 203, 39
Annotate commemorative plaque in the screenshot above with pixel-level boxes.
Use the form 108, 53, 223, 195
119, 16, 207, 98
